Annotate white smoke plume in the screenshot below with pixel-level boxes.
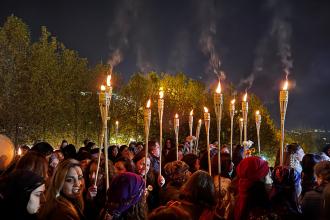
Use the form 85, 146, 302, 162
107, 0, 140, 70
195, 0, 224, 79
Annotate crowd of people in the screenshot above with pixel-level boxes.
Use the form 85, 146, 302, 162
1, 137, 330, 220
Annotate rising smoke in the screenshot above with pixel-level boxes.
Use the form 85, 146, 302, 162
239, 0, 293, 90
195, 0, 224, 80
107, 0, 140, 70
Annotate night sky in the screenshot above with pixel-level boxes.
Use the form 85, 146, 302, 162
1, 0, 330, 130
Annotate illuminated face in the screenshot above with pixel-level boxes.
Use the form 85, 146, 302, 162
151, 142, 160, 158
136, 157, 150, 176
296, 148, 305, 162
26, 184, 45, 214
194, 159, 200, 171
178, 151, 183, 161
114, 161, 126, 174
166, 140, 172, 149
62, 166, 84, 199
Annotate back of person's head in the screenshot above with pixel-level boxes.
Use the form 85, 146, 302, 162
164, 160, 190, 187
148, 205, 191, 220
302, 153, 321, 174
180, 170, 216, 208
62, 144, 76, 159
15, 151, 48, 180
182, 153, 199, 173
30, 141, 53, 157
232, 145, 244, 166
286, 143, 302, 154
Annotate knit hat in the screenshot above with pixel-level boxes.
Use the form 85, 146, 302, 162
106, 172, 145, 217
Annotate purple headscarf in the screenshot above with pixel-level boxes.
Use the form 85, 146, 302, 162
106, 172, 145, 217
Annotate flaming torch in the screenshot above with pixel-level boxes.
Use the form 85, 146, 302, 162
195, 119, 202, 154
97, 74, 112, 190
255, 110, 262, 155
174, 113, 180, 160
239, 118, 244, 145
144, 99, 151, 183
214, 80, 223, 178
204, 107, 211, 175
279, 79, 289, 165
158, 87, 164, 174
115, 120, 119, 145
17, 147, 22, 156
189, 110, 194, 137
229, 99, 235, 159
242, 92, 249, 142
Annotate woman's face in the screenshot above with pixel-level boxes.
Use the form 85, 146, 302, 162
136, 157, 150, 176
62, 166, 84, 199
194, 159, 200, 171
296, 148, 305, 162
114, 161, 126, 174
112, 147, 118, 157
26, 184, 45, 214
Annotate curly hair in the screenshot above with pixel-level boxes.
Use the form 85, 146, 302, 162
314, 161, 330, 183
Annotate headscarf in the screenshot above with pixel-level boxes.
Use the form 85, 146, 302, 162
234, 156, 269, 220
0, 170, 44, 219
106, 172, 145, 218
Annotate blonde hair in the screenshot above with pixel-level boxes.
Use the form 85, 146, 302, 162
39, 159, 84, 219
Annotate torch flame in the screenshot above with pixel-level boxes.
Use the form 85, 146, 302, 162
239, 118, 243, 122
231, 99, 236, 104
115, 121, 119, 125
175, 113, 179, 119
106, 75, 111, 87
18, 147, 22, 156
190, 110, 193, 115
159, 87, 164, 99
198, 119, 202, 123
146, 99, 151, 108
243, 92, 247, 102
100, 85, 106, 91
216, 80, 221, 94
256, 110, 260, 115
204, 107, 209, 113
283, 80, 288, 90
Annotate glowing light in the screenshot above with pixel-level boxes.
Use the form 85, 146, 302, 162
100, 85, 106, 91
283, 80, 288, 90
216, 81, 221, 94
146, 99, 151, 108
239, 118, 243, 122
198, 119, 202, 123
231, 99, 236, 104
106, 75, 111, 87
243, 93, 247, 102
256, 110, 260, 115
175, 113, 179, 119
190, 110, 193, 116
17, 147, 22, 156
204, 107, 209, 113
159, 87, 164, 99
115, 121, 119, 125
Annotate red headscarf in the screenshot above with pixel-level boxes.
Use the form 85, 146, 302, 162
234, 156, 269, 220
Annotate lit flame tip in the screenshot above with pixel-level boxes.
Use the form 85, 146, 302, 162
146, 99, 151, 108
216, 81, 221, 93
159, 89, 164, 99
204, 107, 209, 113
100, 85, 106, 91
175, 113, 179, 118
106, 75, 111, 86
239, 118, 243, 122
115, 121, 119, 125
283, 80, 288, 90
243, 92, 248, 101
190, 110, 193, 115
231, 99, 236, 104
256, 110, 260, 115
18, 147, 22, 156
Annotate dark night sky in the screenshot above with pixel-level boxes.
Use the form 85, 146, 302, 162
1, 0, 330, 130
